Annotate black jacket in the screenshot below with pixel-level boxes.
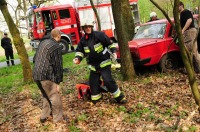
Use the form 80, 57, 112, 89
75, 31, 116, 69
1, 37, 13, 49
33, 38, 63, 84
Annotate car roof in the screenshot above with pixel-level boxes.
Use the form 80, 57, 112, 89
142, 14, 198, 26
144, 19, 173, 26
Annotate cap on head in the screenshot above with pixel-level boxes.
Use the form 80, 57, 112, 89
150, 12, 157, 18
4, 32, 7, 35
80, 18, 94, 28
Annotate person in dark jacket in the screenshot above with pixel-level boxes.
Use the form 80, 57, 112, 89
147, 12, 159, 22
1, 32, 15, 66
73, 18, 127, 104
33, 29, 66, 123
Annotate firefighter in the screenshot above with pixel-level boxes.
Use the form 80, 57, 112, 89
147, 12, 159, 22
1, 32, 15, 66
73, 18, 127, 104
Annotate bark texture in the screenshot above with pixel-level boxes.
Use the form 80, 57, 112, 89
0, 0, 33, 82
111, 0, 136, 80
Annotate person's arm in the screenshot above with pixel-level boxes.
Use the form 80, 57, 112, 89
51, 46, 63, 84
99, 32, 117, 53
99, 32, 117, 59
182, 18, 192, 33
1, 39, 4, 48
73, 41, 85, 64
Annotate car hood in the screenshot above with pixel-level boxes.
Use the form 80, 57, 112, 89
128, 38, 162, 48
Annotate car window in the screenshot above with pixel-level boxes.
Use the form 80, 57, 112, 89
58, 9, 70, 19
134, 23, 166, 39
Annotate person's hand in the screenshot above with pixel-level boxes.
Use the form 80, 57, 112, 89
73, 58, 80, 64
113, 53, 117, 60
182, 30, 184, 34
56, 85, 60, 93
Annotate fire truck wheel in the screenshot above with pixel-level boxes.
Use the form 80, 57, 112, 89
158, 53, 179, 73
59, 39, 69, 54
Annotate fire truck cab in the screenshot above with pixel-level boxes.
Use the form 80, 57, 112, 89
27, 4, 80, 54
26, 0, 139, 54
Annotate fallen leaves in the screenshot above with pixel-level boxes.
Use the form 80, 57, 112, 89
0, 68, 200, 131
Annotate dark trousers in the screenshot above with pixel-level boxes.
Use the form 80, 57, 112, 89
89, 66, 118, 97
5, 48, 14, 65
36, 80, 63, 123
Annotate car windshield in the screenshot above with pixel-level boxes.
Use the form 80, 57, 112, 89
134, 23, 166, 39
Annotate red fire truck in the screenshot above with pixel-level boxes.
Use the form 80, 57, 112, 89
26, 0, 139, 54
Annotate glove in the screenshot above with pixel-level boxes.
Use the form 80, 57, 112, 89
73, 58, 80, 64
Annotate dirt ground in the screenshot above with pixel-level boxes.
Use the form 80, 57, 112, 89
1, 68, 200, 131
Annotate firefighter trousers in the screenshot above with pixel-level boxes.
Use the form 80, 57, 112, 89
36, 80, 63, 123
4, 48, 14, 66
89, 66, 121, 101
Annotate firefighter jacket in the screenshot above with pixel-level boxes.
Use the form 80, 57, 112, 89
75, 31, 116, 71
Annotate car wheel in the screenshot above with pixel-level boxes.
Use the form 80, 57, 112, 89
158, 53, 179, 72
59, 39, 69, 54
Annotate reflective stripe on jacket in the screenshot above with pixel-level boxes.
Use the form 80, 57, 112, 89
75, 31, 116, 69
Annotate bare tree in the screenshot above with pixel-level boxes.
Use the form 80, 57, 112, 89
111, 0, 136, 80
90, 0, 101, 31
0, 0, 33, 82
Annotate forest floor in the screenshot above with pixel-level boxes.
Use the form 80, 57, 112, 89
1, 65, 200, 132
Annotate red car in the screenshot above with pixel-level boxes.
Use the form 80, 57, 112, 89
117, 15, 199, 72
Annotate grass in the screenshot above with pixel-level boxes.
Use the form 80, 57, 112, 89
0, 64, 24, 95
68, 120, 81, 132
0, 52, 81, 96
0, 50, 36, 62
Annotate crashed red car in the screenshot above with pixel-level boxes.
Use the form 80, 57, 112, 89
117, 15, 199, 72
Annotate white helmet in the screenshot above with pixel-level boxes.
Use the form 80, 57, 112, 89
80, 18, 94, 27
150, 12, 157, 18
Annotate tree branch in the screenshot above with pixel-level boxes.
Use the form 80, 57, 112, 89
149, 0, 174, 28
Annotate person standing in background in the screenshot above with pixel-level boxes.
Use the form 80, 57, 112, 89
179, 1, 200, 73
1, 32, 15, 66
147, 12, 159, 22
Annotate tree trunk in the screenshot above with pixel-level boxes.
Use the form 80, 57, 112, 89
173, 0, 200, 113
90, 0, 101, 31
0, 0, 33, 82
111, 0, 136, 81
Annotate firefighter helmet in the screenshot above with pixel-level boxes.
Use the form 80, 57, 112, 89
150, 12, 157, 18
80, 18, 94, 27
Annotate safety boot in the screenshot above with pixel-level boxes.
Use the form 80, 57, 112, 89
115, 92, 127, 104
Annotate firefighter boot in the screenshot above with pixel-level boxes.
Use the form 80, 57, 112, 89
91, 94, 102, 104
115, 92, 127, 104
